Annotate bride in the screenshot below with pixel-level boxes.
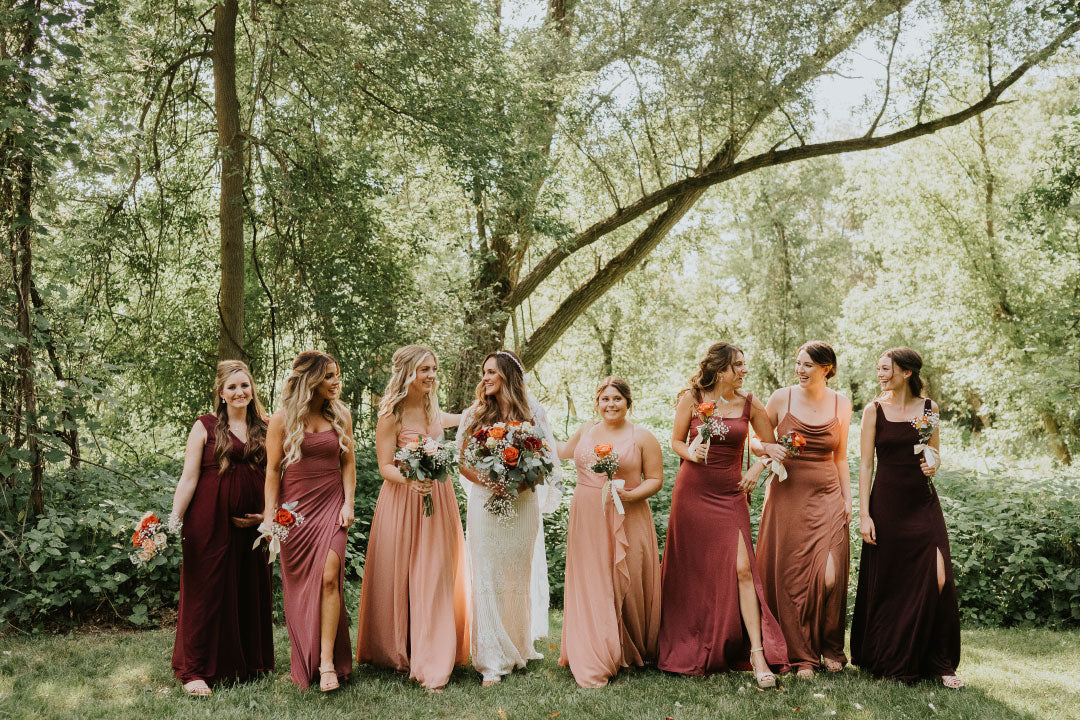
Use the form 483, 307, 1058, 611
457, 350, 562, 685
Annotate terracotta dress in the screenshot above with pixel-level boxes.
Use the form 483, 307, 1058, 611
851, 399, 961, 682
355, 417, 469, 688
279, 430, 353, 689
559, 423, 662, 687
172, 414, 274, 685
756, 389, 849, 671
657, 395, 789, 675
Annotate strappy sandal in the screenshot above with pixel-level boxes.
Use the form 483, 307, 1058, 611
749, 647, 777, 689
942, 674, 964, 689
823, 658, 844, 673
319, 665, 339, 692
796, 666, 815, 680
183, 679, 212, 697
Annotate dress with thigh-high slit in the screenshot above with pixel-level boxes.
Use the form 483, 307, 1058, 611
657, 394, 789, 675
851, 398, 960, 682
756, 388, 849, 672
279, 430, 352, 689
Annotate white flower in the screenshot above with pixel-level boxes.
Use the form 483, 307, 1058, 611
422, 437, 438, 455
521, 421, 533, 431
152, 533, 167, 547
486, 437, 498, 449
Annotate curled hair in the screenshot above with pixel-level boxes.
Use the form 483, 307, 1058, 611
466, 350, 532, 435
798, 341, 837, 380
595, 376, 633, 412
213, 360, 268, 474
280, 351, 353, 467
679, 342, 743, 402
882, 346, 924, 398
378, 345, 441, 427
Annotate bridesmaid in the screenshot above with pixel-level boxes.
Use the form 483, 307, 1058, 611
356, 345, 468, 690
851, 347, 962, 687
557, 377, 663, 688
169, 361, 274, 696
658, 343, 789, 687
753, 341, 852, 679
262, 351, 355, 691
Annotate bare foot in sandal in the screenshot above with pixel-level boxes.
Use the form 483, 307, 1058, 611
183, 679, 212, 697
942, 674, 964, 689
823, 658, 844, 672
319, 665, 339, 692
796, 667, 814, 680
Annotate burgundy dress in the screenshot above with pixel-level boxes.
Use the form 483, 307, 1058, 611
657, 395, 789, 675
172, 414, 274, 685
851, 399, 961, 682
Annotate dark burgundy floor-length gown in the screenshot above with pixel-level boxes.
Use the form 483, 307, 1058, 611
172, 414, 274, 684
851, 399, 961, 682
657, 394, 789, 675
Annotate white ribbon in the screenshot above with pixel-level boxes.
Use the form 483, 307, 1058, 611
602, 478, 626, 515
252, 521, 280, 564
763, 458, 787, 485
915, 444, 940, 470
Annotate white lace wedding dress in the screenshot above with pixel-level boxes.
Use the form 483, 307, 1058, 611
457, 398, 563, 682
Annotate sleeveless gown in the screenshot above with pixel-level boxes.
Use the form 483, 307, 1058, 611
756, 389, 849, 671
355, 416, 469, 688
657, 395, 789, 675
172, 414, 274, 684
559, 422, 662, 687
851, 399, 961, 681
279, 430, 353, 689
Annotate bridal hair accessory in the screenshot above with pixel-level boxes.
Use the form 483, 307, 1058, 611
496, 350, 526, 377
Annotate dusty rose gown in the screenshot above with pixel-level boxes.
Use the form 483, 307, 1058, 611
278, 430, 353, 689
657, 395, 789, 675
559, 422, 661, 687
756, 388, 849, 672
355, 415, 469, 688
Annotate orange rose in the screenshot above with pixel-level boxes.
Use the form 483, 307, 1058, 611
595, 443, 614, 458
275, 508, 296, 527
696, 401, 716, 417
132, 530, 143, 547
790, 432, 807, 449
138, 512, 159, 531
488, 426, 506, 440
507, 421, 521, 427
501, 446, 520, 466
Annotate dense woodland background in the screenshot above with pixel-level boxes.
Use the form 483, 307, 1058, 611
1, 0, 1079, 631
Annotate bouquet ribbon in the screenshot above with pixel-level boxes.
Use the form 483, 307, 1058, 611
252, 522, 281, 564
914, 444, 940, 470
688, 433, 711, 464
602, 478, 626, 515
764, 457, 787, 484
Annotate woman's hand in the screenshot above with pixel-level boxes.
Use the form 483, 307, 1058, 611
339, 501, 354, 529
615, 485, 636, 504
739, 461, 765, 493
230, 512, 262, 529
762, 442, 788, 463
690, 444, 708, 463
860, 514, 876, 545
920, 458, 937, 479
408, 478, 433, 496
844, 499, 853, 525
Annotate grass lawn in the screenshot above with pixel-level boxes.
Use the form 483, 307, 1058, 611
0, 613, 1077, 720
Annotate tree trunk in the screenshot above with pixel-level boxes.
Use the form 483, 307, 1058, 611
1041, 409, 1072, 465
213, 0, 247, 361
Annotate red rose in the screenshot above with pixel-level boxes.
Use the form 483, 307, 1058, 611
524, 436, 543, 451
501, 446, 520, 466
275, 508, 296, 527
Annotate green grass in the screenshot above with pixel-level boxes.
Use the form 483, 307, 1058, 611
1, 613, 1077, 720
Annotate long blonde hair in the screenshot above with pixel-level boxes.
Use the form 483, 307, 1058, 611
212, 360, 268, 474
280, 351, 352, 467
378, 345, 440, 426
466, 350, 532, 436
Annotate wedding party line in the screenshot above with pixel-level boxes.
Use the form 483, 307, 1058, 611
156, 340, 962, 697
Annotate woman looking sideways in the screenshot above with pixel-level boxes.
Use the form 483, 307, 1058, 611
850, 347, 962, 688
261, 351, 356, 691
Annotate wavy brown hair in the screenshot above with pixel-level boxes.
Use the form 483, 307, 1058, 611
212, 360, 268, 474
798, 340, 837, 380
465, 350, 532, 435
280, 351, 353, 467
882, 346, 925, 398
595, 376, 633, 412
678, 342, 743, 402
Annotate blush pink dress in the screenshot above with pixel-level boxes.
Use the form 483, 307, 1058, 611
559, 422, 661, 687
355, 415, 469, 688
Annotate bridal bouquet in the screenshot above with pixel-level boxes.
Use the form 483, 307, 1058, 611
395, 435, 457, 516
911, 408, 941, 490
590, 443, 626, 515
463, 420, 553, 520
687, 401, 729, 463
253, 501, 305, 564
129, 511, 174, 567
760, 429, 807, 488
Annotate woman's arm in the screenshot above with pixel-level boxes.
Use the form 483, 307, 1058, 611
749, 390, 789, 462
918, 399, 941, 478
557, 422, 588, 460
339, 411, 356, 528
376, 413, 409, 485
671, 392, 705, 463
617, 428, 664, 502
169, 420, 208, 530
858, 404, 877, 545
834, 394, 853, 524
457, 411, 487, 487
440, 411, 461, 429
261, 413, 285, 522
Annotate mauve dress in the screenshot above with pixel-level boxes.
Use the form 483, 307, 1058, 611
279, 430, 353, 689
559, 422, 662, 687
355, 416, 469, 688
172, 414, 274, 685
657, 395, 789, 675
851, 399, 961, 681
756, 388, 849, 671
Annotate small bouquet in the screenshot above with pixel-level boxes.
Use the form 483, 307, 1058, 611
911, 408, 941, 490
760, 430, 807, 488
252, 501, 305, 564
395, 435, 457, 516
129, 512, 173, 567
463, 420, 553, 520
687, 401, 729, 463
589, 443, 625, 514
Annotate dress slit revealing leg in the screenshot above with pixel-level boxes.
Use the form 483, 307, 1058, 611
936, 548, 946, 594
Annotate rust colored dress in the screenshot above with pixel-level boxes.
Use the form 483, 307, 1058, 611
850, 399, 960, 681
172, 414, 274, 685
756, 389, 849, 672
559, 422, 662, 687
355, 416, 469, 689
657, 395, 789, 675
